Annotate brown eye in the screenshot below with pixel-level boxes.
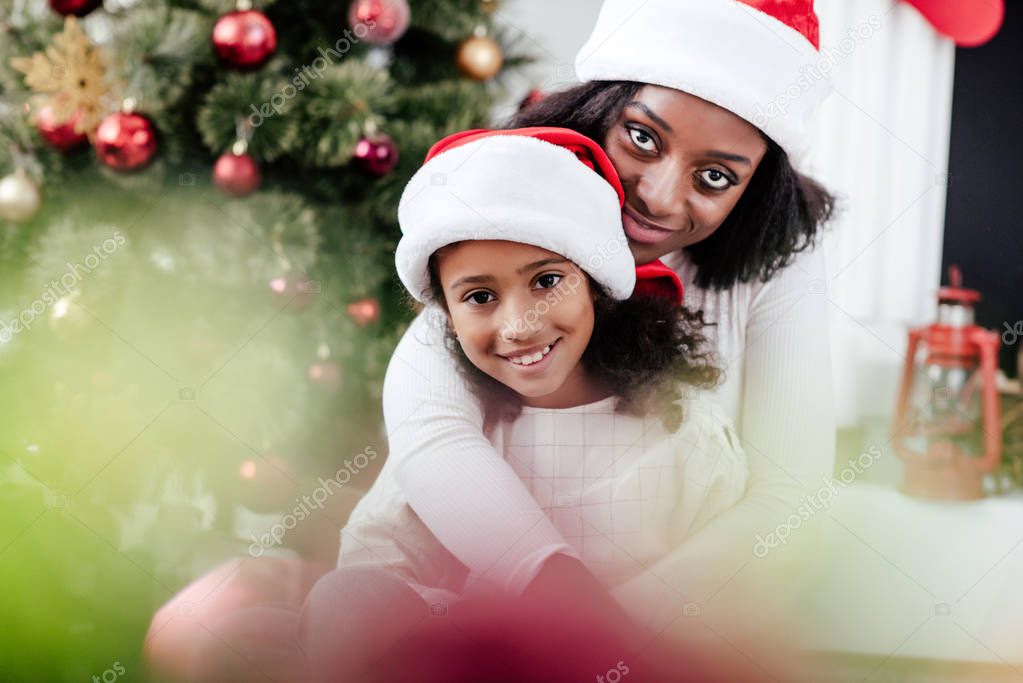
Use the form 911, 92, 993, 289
534, 273, 562, 289
626, 126, 657, 153
699, 168, 734, 190
464, 291, 495, 305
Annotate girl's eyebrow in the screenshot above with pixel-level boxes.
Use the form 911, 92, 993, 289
517, 258, 568, 274
626, 101, 673, 132
449, 258, 568, 290
450, 274, 494, 289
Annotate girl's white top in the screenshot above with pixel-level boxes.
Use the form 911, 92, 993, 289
375, 245, 835, 600
338, 390, 749, 604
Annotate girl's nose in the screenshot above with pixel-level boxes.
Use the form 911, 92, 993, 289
498, 296, 544, 342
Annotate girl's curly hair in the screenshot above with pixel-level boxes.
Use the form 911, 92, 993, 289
425, 250, 722, 433
505, 81, 837, 290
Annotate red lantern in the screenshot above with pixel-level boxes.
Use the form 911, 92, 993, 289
893, 266, 1002, 500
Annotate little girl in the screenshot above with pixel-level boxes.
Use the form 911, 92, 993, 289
301, 128, 749, 679
337, 126, 747, 598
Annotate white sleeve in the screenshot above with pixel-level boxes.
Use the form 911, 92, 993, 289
610, 246, 835, 629
383, 308, 580, 596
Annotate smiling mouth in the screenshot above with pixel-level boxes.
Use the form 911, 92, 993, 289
622, 207, 676, 245
500, 338, 561, 368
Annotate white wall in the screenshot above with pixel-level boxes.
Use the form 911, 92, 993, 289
492, 0, 957, 428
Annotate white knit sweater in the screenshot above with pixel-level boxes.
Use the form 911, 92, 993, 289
340, 391, 748, 604
381, 245, 835, 603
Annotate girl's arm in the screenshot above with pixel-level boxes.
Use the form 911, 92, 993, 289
611, 246, 835, 629
383, 308, 582, 595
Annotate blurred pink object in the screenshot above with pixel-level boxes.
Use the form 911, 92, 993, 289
903, 0, 1004, 47
144, 556, 328, 682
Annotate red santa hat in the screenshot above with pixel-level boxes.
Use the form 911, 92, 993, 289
574, 0, 828, 164
396, 127, 639, 302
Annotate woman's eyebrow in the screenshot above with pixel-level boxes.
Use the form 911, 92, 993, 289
706, 150, 752, 166
626, 101, 673, 133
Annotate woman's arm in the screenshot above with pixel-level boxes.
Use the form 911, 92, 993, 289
611, 246, 835, 629
383, 308, 581, 595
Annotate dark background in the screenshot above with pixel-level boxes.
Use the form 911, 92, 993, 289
942, 1, 1022, 378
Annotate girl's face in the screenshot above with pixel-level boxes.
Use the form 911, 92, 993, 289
605, 85, 770, 265
436, 240, 599, 409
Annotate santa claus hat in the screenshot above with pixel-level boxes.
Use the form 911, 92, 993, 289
575, 0, 829, 163
396, 127, 636, 302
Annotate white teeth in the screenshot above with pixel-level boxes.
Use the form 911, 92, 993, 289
509, 344, 553, 366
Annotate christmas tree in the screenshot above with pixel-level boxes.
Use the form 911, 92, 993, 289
0, 0, 525, 679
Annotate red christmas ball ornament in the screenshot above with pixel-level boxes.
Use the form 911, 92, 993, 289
518, 88, 546, 113
94, 110, 159, 172
347, 0, 410, 45
237, 455, 295, 514
268, 272, 317, 311
212, 9, 278, 70
213, 150, 260, 197
35, 105, 89, 152
49, 0, 102, 16
347, 297, 381, 328
353, 134, 398, 176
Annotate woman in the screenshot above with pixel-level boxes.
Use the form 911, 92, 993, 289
151, 1, 837, 679
380, 0, 837, 639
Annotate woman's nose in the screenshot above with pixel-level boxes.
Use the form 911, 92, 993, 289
633, 161, 687, 219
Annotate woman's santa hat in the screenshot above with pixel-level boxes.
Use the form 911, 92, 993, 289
396, 127, 639, 302
574, 0, 829, 163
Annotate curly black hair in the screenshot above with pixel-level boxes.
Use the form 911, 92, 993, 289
425, 250, 722, 434
504, 81, 837, 290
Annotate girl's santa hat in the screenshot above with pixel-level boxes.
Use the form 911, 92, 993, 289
575, 0, 829, 164
396, 127, 638, 302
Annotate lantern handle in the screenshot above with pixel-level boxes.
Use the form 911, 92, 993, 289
948, 265, 962, 289
893, 327, 925, 459
971, 329, 1002, 472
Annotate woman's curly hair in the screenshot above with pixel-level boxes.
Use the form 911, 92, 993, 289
425, 250, 722, 433
505, 81, 837, 290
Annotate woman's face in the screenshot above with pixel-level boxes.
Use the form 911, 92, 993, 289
436, 240, 598, 408
604, 85, 770, 265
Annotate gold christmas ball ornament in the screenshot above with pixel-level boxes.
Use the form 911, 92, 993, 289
456, 35, 503, 81
0, 170, 42, 223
